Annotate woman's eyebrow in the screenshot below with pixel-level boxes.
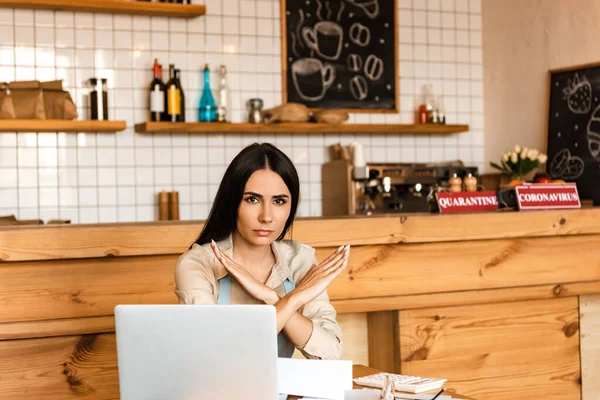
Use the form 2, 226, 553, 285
243, 191, 289, 199
243, 191, 263, 198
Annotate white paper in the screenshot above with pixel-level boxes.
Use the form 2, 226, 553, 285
277, 358, 353, 400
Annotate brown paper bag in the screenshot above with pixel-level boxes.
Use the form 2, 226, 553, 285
41, 80, 78, 120
8, 80, 45, 119
0, 83, 16, 119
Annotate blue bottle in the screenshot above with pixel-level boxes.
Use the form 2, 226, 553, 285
198, 64, 217, 122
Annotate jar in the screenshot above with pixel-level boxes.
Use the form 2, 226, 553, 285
247, 98, 264, 123
89, 78, 108, 120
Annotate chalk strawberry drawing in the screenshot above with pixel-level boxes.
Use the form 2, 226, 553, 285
562, 73, 592, 114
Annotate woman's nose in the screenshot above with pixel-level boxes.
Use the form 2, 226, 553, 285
259, 204, 273, 223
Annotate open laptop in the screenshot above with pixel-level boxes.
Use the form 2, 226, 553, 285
114, 304, 279, 400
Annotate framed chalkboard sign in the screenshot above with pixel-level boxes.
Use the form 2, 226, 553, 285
281, 0, 398, 112
547, 62, 600, 201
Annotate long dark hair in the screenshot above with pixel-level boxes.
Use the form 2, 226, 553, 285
193, 142, 300, 246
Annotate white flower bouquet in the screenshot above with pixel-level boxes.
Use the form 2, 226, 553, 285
490, 145, 548, 181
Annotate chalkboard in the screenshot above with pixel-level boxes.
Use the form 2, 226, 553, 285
281, 0, 398, 112
547, 63, 600, 201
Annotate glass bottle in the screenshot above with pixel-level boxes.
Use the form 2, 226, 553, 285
216, 65, 231, 122
174, 68, 185, 122
166, 64, 181, 122
149, 59, 166, 122
417, 84, 433, 124
198, 64, 217, 122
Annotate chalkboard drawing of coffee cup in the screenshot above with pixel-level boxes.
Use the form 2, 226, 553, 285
292, 58, 336, 102
302, 21, 344, 61
346, 0, 379, 19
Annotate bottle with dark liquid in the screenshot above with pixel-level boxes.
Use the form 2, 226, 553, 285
174, 68, 185, 122
166, 64, 181, 122
150, 59, 166, 122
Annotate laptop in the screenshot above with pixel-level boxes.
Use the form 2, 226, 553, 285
114, 304, 279, 400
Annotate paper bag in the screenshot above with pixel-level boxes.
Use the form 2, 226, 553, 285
8, 80, 46, 119
0, 82, 16, 119
41, 80, 78, 120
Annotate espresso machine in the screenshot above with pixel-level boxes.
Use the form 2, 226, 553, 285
321, 160, 478, 216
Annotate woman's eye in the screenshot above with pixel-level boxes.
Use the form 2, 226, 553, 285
274, 198, 287, 205
245, 196, 259, 203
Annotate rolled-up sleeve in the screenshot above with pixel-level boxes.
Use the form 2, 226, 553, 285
174, 245, 218, 305
293, 253, 343, 360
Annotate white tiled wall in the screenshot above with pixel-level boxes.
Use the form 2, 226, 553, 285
0, 0, 484, 223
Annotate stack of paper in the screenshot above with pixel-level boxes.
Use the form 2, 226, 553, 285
277, 358, 352, 400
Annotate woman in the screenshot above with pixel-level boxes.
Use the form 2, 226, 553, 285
174, 142, 349, 360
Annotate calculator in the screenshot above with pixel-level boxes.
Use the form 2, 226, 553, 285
353, 372, 446, 394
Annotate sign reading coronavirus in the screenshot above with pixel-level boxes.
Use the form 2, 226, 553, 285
514, 184, 581, 210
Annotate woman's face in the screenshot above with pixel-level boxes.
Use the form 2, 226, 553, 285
236, 169, 292, 246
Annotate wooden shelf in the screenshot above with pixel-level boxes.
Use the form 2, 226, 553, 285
0, 120, 127, 133
0, 0, 206, 18
134, 122, 469, 134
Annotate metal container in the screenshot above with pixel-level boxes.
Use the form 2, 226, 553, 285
247, 98, 264, 123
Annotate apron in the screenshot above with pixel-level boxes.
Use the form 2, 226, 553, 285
217, 274, 296, 358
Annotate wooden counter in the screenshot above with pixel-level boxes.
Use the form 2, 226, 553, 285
1, 209, 599, 399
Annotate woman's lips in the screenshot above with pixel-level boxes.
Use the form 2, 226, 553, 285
253, 229, 273, 237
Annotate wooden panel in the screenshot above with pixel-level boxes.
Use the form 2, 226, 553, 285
3, 209, 600, 262
580, 294, 600, 400
333, 280, 600, 313
134, 122, 469, 134
337, 313, 369, 365
0, 334, 119, 400
367, 311, 398, 373
399, 298, 581, 399
0, 0, 206, 17
323, 234, 600, 300
0, 119, 126, 133
293, 313, 369, 364
2, 235, 600, 324
0, 255, 178, 323
0, 316, 115, 341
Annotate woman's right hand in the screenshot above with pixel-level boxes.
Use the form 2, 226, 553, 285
290, 245, 350, 307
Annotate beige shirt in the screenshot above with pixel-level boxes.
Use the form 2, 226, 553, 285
174, 235, 343, 360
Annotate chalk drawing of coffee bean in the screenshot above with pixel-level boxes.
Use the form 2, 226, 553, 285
349, 22, 370, 47
364, 54, 384, 81
350, 75, 368, 101
347, 54, 363, 73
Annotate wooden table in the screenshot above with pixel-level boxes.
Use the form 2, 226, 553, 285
0, 210, 598, 399
289, 364, 474, 400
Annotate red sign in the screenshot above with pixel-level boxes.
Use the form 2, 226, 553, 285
515, 184, 581, 210
436, 191, 499, 213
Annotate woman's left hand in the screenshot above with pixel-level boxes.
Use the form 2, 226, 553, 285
210, 240, 279, 305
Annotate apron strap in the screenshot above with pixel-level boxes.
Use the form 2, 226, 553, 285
217, 275, 232, 305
